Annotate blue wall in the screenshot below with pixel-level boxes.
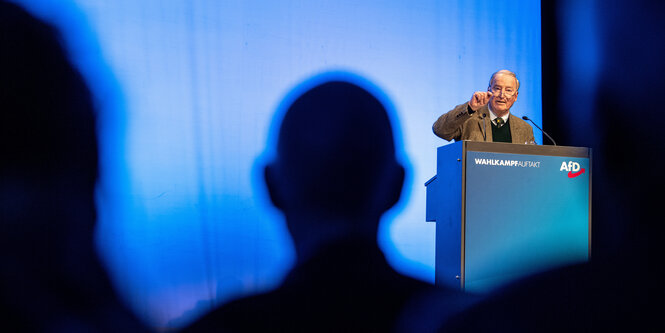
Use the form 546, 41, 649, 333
12, 0, 541, 328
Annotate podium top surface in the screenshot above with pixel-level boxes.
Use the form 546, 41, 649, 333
442, 141, 590, 158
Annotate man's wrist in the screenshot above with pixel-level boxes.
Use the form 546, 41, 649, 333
467, 104, 476, 114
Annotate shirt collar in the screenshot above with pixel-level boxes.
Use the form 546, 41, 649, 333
488, 104, 510, 123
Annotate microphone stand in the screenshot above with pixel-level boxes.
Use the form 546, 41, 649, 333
481, 113, 487, 141
522, 116, 557, 145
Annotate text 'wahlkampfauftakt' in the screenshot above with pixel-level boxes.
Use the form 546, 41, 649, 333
473, 158, 541, 168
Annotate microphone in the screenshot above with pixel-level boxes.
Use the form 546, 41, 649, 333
522, 116, 557, 145
481, 113, 487, 141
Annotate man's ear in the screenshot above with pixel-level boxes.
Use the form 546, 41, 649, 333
264, 163, 285, 210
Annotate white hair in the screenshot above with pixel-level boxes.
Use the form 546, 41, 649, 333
489, 69, 520, 91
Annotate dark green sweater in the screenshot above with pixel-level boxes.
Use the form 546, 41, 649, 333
491, 118, 512, 143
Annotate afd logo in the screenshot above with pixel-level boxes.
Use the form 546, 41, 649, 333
560, 161, 585, 178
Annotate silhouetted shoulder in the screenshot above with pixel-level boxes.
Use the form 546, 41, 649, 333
184, 239, 468, 333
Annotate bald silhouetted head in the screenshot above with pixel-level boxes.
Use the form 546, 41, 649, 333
265, 80, 404, 238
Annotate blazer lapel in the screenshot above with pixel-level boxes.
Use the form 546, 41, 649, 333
508, 114, 519, 143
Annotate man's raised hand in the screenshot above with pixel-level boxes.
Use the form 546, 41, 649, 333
468, 91, 492, 111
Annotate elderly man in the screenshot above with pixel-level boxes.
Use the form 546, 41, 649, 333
433, 70, 535, 144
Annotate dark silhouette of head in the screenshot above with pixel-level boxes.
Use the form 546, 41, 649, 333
1, 0, 98, 279
181, 78, 472, 333
264, 79, 404, 260
0, 2, 144, 331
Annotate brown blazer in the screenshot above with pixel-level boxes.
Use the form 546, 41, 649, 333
433, 103, 536, 144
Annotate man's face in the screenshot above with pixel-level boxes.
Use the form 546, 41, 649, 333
488, 74, 519, 115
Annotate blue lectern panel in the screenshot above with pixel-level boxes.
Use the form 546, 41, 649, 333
464, 151, 589, 293
431, 144, 464, 288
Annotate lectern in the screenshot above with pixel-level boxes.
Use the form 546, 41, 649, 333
425, 141, 591, 293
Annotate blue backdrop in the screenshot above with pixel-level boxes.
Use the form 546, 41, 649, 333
12, 0, 542, 329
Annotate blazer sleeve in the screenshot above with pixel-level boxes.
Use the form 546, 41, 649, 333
527, 127, 536, 144
432, 103, 475, 141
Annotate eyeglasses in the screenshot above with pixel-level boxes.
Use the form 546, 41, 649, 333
490, 86, 517, 98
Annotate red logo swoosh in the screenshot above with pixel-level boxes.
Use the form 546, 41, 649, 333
568, 168, 585, 178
